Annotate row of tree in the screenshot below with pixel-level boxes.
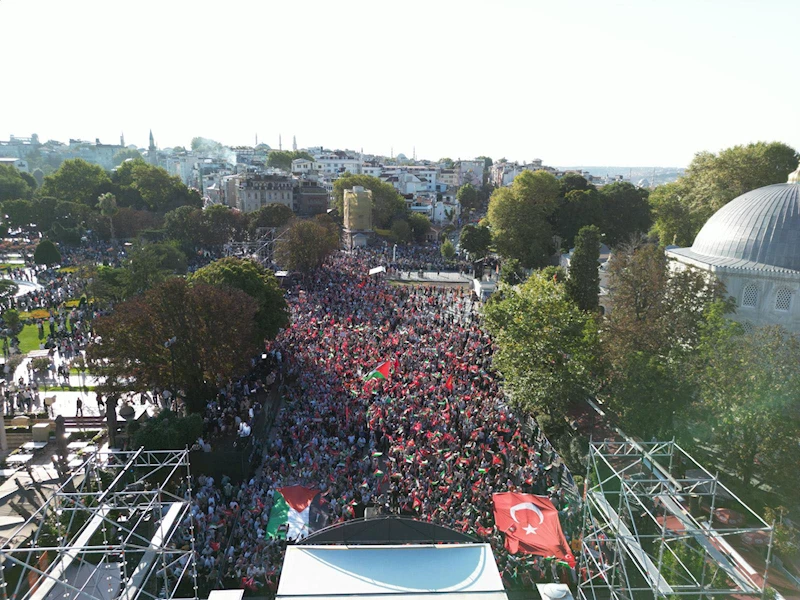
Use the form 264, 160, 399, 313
486, 170, 651, 269
484, 239, 800, 497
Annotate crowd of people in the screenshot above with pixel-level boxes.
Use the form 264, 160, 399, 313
177, 248, 579, 592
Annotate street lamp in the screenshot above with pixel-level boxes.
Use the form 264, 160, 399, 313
164, 337, 177, 411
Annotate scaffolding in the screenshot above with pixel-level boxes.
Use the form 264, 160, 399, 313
0, 449, 197, 600
225, 226, 288, 265
578, 437, 775, 600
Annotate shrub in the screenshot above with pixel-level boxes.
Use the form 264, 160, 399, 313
131, 410, 203, 451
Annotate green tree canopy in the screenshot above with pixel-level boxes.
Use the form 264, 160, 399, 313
565, 225, 601, 312
487, 170, 559, 268
163, 206, 206, 252
87, 277, 260, 412
276, 219, 339, 273
601, 240, 732, 436
131, 410, 203, 451
692, 325, 800, 491
96, 192, 119, 240
266, 150, 314, 171
650, 141, 799, 245
40, 159, 112, 205
190, 257, 289, 340
112, 148, 143, 166
112, 159, 201, 213
0, 165, 34, 202
332, 174, 407, 229
551, 188, 602, 250
440, 239, 455, 259
459, 224, 491, 257
407, 213, 431, 242
484, 271, 600, 418
248, 203, 294, 234
456, 183, 480, 211
598, 182, 651, 247
2, 199, 36, 229
33, 239, 61, 266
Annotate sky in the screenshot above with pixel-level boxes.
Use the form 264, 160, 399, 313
1, 0, 798, 167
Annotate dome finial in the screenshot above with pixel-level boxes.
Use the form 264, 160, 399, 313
789, 161, 800, 184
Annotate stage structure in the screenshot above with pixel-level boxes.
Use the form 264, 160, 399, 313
577, 437, 775, 599
0, 449, 197, 600
225, 226, 288, 264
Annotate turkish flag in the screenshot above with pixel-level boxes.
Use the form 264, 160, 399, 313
492, 492, 575, 567
445, 375, 454, 392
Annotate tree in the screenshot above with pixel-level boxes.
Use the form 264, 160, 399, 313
89, 265, 130, 305
598, 182, 651, 247
648, 182, 696, 246
565, 225, 601, 312
3, 308, 21, 334
125, 242, 187, 296
0, 165, 34, 202
440, 239, 456, 260
601, 240, 732, 437
32, 168, 45, 188
248, 203, 294, 234
40, 159, 111, 205
651, 141, 799, 244
487, 170, 559, 268
551, 188, 602, 250
390, 219, 411, 243
132, 410, 203, 451
459, 224, 491, 258
112, 159, 201, 213
190, 257, 289, 340
499, 258, 526, 285
693, 325, 800, 491
407, 213, 431, 242
439, 158, 454, 169
275, 219, 339, 273
266, 150, 314, 171
112, 148, 142, 167
332, 174, 407, 229
163, 206, 206, 251
203, 204, 247, 248
33, 239, 61, 266
456, 183, 480, 212
87, 278, 260, 412
484, 271, 600, 418
2, 199, 36, 229
96, 192, 119, 240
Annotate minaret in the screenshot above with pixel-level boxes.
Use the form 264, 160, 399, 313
292, 135, 297, 151
279, 134, 282, 151
120, 132, 125, 147
148, 130, 157, 166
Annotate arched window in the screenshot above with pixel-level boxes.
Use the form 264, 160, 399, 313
775, 288, 793, 312
741, 284, 759, 308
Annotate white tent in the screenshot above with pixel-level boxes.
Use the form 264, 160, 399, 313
277, 544, 507, 600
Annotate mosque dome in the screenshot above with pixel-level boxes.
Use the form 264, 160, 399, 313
687, 177, 800, 272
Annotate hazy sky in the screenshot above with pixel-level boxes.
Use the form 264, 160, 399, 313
1, 0, 798, 167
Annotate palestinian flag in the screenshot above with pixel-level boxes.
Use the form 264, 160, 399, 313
364, 360, 391, 381
266, 486, 328, 541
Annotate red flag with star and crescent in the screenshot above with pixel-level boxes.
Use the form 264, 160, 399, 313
492, 492, 575, 567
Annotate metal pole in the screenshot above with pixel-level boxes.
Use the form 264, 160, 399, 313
761, 521, 776, 600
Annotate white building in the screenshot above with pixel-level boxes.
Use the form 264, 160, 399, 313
458, 159, 484, 187
667, 165, 800, 334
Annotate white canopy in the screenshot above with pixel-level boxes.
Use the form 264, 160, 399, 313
277, 544, 507, 600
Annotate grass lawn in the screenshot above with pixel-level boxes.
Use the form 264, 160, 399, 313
0, 262, 25, 271
39, 385, 97, 392
17, 324, 43, 354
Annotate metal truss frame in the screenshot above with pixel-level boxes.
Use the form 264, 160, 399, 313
577, 435, 774, 600
225, 226, 288, 265
0, 449, 197, 600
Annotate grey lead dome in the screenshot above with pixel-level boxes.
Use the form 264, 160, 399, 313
689, 182, 800, 272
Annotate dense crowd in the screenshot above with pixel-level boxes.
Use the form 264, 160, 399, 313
177, 248, 579, 592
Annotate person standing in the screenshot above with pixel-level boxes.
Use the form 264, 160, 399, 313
76, 396, 83, 417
